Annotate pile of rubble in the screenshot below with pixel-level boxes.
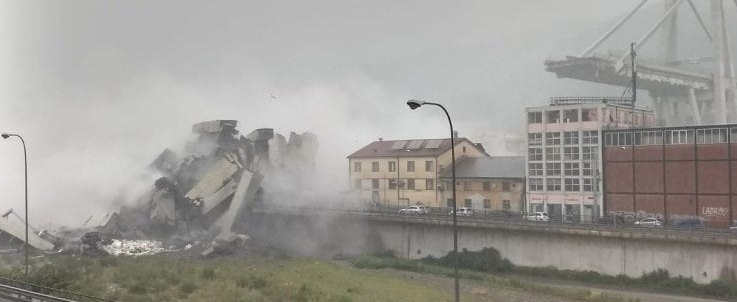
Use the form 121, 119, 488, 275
1, 120, 318, 257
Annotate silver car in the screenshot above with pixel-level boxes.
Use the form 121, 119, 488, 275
635, 217, 662, 227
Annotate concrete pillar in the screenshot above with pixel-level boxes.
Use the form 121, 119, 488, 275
711, 0, 727, 123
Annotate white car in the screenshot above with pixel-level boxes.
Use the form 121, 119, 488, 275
399, 206, 423, 214
635, 217, 662, 227
526, 212, 549, 222
448, 207, 473, 216
417, 205, 431, 214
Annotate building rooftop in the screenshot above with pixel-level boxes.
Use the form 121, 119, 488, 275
347, 138, 486, 158
439, 156, 525, 179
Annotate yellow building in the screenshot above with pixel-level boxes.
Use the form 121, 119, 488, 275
438, 156, 525, 212
347, 137, 488, 208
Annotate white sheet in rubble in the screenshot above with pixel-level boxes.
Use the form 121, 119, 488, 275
102, 239, 165, 256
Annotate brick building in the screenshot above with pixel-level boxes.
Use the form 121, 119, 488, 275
603, 124, 737, 227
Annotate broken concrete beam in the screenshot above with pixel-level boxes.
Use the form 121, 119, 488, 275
184, 153, 241, 201
149, 149, 180, 176
213, 170, 263, 236
245, 128, 274, 142
201, 179, 238, 215
192, 120, 238, 134
82, 213, 123, 237
0, 209, 54, 251
150, 189, 176, 227
268, 133, 287, 167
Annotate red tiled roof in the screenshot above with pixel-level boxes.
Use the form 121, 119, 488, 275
347, 138, 483, 158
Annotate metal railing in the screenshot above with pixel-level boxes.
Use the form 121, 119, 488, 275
549, 96, 633, 106
0, 277, 114, 302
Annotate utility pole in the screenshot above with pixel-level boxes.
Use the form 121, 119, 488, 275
631, 42, 637, 105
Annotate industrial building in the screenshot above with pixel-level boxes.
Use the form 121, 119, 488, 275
603, 123, 737, 228
525, 97, 656, 221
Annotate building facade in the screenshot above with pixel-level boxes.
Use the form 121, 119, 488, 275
438, 156, 526, 212
603, 124, 737, 228
526, 97, 656, 221
347, 137, 488, 207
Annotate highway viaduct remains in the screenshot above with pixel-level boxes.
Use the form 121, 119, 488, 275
244, 210, 737, 284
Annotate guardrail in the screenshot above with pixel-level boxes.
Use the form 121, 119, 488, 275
253, 205, 737, 241
0, 278, 114, 302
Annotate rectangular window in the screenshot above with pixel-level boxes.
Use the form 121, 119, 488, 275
371, 161, 379, 172
502, 182, 510, 192
546, 178, 561, 191
564, 162, 579, 176
564, 178, 580, 191
564, 147, 579, 161
546, 110, 560, 123
546, 163, 561, 176
529, 148, 543, 161
426, 179, 434, 190
463, 182, 472, 191
563, 109, 578, 122
464, 199, 472, 208
483, 199, 491, 209
664, 130, 694, 144
696, 128, 728, 144
582, 131, 598, 144
582, 109, 597, 122
425, 160, 434, 172
545, 147, 561, 161
483, 181, 491, 191
407, 161, 415, 172
353, 162, 361, 173
583, 162, 594, 176
563, 131, 579, 145
545, 132, 561, 145
582, 146, 598, 160
502, 200, 511, 210
407, 179, 415, 190
388, 161, 396, 172
388, 179, 397, 190
372, 179, 379, 189
529, 178, 543, 191
639, 131, 663, 145
528, 163, 543, 176
528, 133, 543, 145
354, 179, 362, 189
528, 112, 543, 124
583, 178, 594, 192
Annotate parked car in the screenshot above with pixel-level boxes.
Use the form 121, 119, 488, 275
634, 217, 662, 228
448, 207, 473, 216
526, 212, 549, 222
417, 205, 431, 214
398, 206, 423, 214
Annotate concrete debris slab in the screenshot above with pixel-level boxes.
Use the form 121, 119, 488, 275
0, 209, 54, 251
184, 154, 241, 201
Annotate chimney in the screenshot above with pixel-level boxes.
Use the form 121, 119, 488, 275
452, 131, 459, 139
378, 137, 383, 141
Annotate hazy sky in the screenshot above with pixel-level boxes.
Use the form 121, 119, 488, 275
1, 0, 721, 226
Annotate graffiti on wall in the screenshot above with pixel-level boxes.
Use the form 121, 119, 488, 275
701, 207, 728, 217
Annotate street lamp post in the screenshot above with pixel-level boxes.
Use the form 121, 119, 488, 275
2, 133, 29, 279
406, 99, 460, 302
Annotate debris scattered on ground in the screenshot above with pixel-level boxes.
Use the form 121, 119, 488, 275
102, 239, 166, 256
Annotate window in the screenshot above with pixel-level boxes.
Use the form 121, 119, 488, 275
546, 178, 561, 191
425, 160, 434, 172
664, 130, 694, 144
546, 110, 560, 123
529, 178, 543, 191
637, 131, 662, 145
388, 161, 396, 172
426, 179, 434, 190
583, 162, 595, 176
371, 161, 379, 172
407, 161, 415, 172
354, 179, 362, 189
462, 146, 467, 153
502, 182, 510, 192
528, 133, 542, 145
605, 132, 634, 146
407, 179, 416, 190
353, 162, 361, 172
563, 109, 578, 122
464, 199, 472, 207
545, 132, 561, 145
696, 128, 728, 144
582, 108, 597, 122
731, 127, 737, 143
583, 178, 594, 192
582, 131, 598, 144
483, 199, 491, 209
563, 131, 579, 145
545, 147, 561, 160
564, 178, 580, 191
582, 146, 598, 160
546, 163, 561, 176
528, 112, 542, 124
463, 182, 472, 191
483, 181, 491, 191
529, 148, 542, 161
372, 179, 379, 189
528, 163, 543, 176
389, 179, 397, 190
447, 199, 454, 207
563, 147, 579, 160
564, 162, 579, 176
502, 200, 511, 210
